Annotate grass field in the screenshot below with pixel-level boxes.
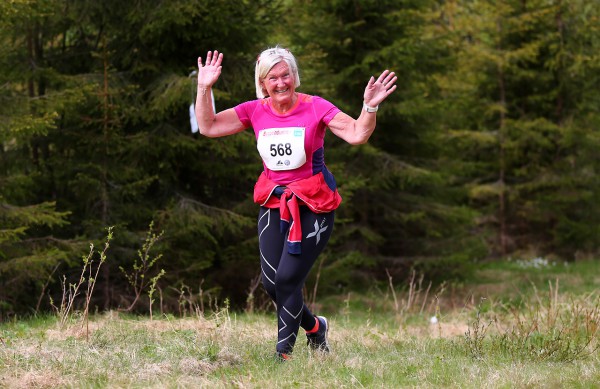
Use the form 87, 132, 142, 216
1, 259, 598, 388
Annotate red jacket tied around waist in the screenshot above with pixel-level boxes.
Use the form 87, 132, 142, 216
253, 172, 342, 254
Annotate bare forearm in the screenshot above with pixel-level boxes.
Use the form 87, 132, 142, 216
194, 85, 215, 135
193, 98, 245, 138
352, 108, 378, 144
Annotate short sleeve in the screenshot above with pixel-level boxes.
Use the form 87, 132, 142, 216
312, 96, 341, 125
233, 100, 258, 128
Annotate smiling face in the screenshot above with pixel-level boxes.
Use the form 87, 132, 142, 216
261, 61, 296, 110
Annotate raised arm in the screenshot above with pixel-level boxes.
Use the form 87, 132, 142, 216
195, 50, 246, 138
328, 70, 397, 145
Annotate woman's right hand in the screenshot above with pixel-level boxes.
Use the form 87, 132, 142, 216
197, 50, 223, 88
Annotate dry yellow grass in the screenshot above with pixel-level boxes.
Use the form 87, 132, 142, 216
1, 261, 599, 388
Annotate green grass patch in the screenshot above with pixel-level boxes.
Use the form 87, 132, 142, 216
1, 261, 599, 387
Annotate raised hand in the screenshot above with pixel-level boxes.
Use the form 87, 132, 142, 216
197, 50, 223, 88
363, 70, 397, 107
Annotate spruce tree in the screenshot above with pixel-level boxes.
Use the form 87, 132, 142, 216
0, 0, 284, 315
436, 0, 600, 258
0, 0, 74, 317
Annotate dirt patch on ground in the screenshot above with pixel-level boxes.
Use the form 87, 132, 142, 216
428, 321, 470, 338
404, 320, 470, 339
2, 370, 68, 389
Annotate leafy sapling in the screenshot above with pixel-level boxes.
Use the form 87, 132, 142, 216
120, 221, 166, 313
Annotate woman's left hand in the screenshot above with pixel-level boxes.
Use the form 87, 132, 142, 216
363, 70, 397, 107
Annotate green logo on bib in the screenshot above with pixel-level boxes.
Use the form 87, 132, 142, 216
294, 130, 302, 136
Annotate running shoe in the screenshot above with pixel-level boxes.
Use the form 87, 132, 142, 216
275, 351, 291, 362
306, 315, 330, 352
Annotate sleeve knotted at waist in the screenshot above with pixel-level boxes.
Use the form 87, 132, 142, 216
253, 172, 342, 254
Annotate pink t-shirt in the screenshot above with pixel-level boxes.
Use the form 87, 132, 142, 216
234, 93, 340, 185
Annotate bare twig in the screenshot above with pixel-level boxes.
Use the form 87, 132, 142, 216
420, 281, 432, 315
82, 227, 113, 340
36, 263, 60, 314
245, 272, 262, 314
385, 268, 399, 313
59, 244, 94, 328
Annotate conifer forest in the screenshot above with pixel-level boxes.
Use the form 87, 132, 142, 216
1, 0, 599, 319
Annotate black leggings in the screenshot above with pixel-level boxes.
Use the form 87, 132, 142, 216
258, 206, 334, 354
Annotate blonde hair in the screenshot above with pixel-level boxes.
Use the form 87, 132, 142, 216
255, 46, 301, 99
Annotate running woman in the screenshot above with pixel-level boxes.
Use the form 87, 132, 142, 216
195, 47, 397, 360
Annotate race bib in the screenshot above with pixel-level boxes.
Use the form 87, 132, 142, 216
257, 127, 306, 171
